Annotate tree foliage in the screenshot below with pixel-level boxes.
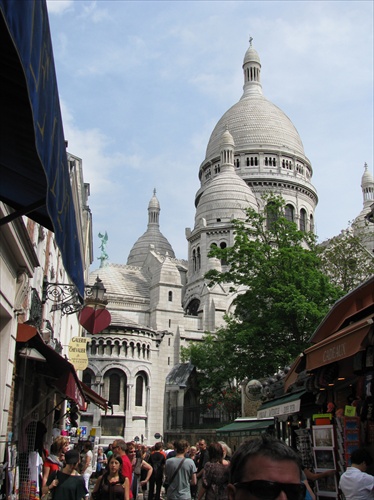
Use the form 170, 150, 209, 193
317, 224, 374, 293
182, 195, 343, 388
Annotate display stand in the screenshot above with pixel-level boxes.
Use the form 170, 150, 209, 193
312, 424, 338, 498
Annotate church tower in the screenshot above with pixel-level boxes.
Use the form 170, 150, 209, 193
184, 39, 318, 328
127, 189, 176, 267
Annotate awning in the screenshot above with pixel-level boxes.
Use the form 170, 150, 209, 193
81, 382, 108, 412
283, 355, 305, 393
257, 391, 306, 419
0, 1, 84, 297
304, 316, 373, 372
216, 419, 273, 437
17, 324, 86, 410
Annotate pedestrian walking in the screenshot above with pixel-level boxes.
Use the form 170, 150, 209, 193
164, 440, 197, 499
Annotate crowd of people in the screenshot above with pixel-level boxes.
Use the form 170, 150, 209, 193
40, 434, 374, 500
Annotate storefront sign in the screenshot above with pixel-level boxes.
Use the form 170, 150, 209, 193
322, 342, 346, 363
257, 399, 301, 419
68, 337, 89, 371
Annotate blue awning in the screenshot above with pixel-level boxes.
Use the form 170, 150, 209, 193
0, 1, 84, 297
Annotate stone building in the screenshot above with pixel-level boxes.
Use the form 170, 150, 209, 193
82, 40, 322, 444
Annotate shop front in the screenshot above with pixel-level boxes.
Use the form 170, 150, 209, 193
283, 276, 374, 498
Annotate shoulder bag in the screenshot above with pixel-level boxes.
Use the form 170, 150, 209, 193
163, 458, 186, 491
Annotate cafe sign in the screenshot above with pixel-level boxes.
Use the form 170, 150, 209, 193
68, 336, 89, 371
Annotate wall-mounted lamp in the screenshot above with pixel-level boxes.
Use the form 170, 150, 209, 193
43, 276, 108, 315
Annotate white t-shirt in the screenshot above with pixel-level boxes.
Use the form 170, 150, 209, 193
82, 449, 93, 476
339, 467, 374, 499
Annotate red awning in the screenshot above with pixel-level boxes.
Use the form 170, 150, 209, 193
17, 324, 86, 410
81, 382, 108, 411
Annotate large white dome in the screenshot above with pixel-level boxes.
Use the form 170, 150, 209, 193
205, 95, 305, 162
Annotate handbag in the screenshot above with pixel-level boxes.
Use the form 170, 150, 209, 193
41, 492, 53, 500
163, 458, 186, 491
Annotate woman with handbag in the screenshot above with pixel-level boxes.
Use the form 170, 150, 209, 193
91, 454, 127, 500
43, 449, 88, 500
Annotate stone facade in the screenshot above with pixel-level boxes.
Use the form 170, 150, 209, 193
82, 41, 373, 445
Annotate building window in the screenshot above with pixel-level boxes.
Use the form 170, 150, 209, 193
310, 214, 314, 232
197, 247, 201, 269
135, 375, 143, 406
168, 291, 173, 302
169, 319, 171, 327
300, 209, 307, 232
109, 373, 120, 405
82, 370, 92, 387
220, 242, 228, 266
266, 202, 278, 230
285, 204, 294, 222
193, 249, 196, 272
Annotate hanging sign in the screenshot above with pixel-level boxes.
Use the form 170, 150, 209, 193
68, 336, 89, 371
79, 306, 111, 334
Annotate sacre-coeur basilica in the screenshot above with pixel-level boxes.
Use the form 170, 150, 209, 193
80, 40, 374, 443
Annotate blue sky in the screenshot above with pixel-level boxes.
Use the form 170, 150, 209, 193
47, 0, 374, 270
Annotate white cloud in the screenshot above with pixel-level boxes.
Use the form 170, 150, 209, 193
47, 0, 74, 15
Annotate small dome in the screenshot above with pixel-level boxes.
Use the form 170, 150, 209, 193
362, 163, 374, 188
195, 168, 257, 226
220, 128, 235, 148
148, 189, 160, 209
127, 191, 175, 267
243, 46, 261, 65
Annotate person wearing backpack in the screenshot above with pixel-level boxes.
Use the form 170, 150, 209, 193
148, 442, 166, 500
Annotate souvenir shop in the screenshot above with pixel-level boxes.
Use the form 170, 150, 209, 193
278, 276, 374, 498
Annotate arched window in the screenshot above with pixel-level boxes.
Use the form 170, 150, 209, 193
246, 157, 250, 166
186, 298, 200, 316
197, 247, 201, 269
300, 209, 307, 232
83, 370, 92, 387
220, 242, 227, 266
109, 373, 120, 405
135, 375, 144, 406
310, 214, 314, 232
265, 157, 268, 166
285, 204, 294, 222
192, 249, 196, 272
168, 291, 173, 302
266, 202, 278, 230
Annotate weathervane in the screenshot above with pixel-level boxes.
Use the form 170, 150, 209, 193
249, 36, 253, 47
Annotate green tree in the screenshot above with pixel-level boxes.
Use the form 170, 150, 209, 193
317, 224, 374, 293
182, 195, 343, 386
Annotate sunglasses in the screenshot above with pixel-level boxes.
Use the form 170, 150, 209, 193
234, 480, 306, 500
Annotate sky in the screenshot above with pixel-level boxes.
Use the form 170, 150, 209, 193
46, 0, 374, 270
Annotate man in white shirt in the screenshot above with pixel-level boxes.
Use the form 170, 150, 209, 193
339, 448, 374, 499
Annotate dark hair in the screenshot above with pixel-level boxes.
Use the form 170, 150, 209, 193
208, 442, 224, 463
65, 449, 80, 465
229, 435, 302, 484
103, 455, 125, 484
154, 442, 163, 451
350, 448, 373, 466
176, 440, 189, 454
